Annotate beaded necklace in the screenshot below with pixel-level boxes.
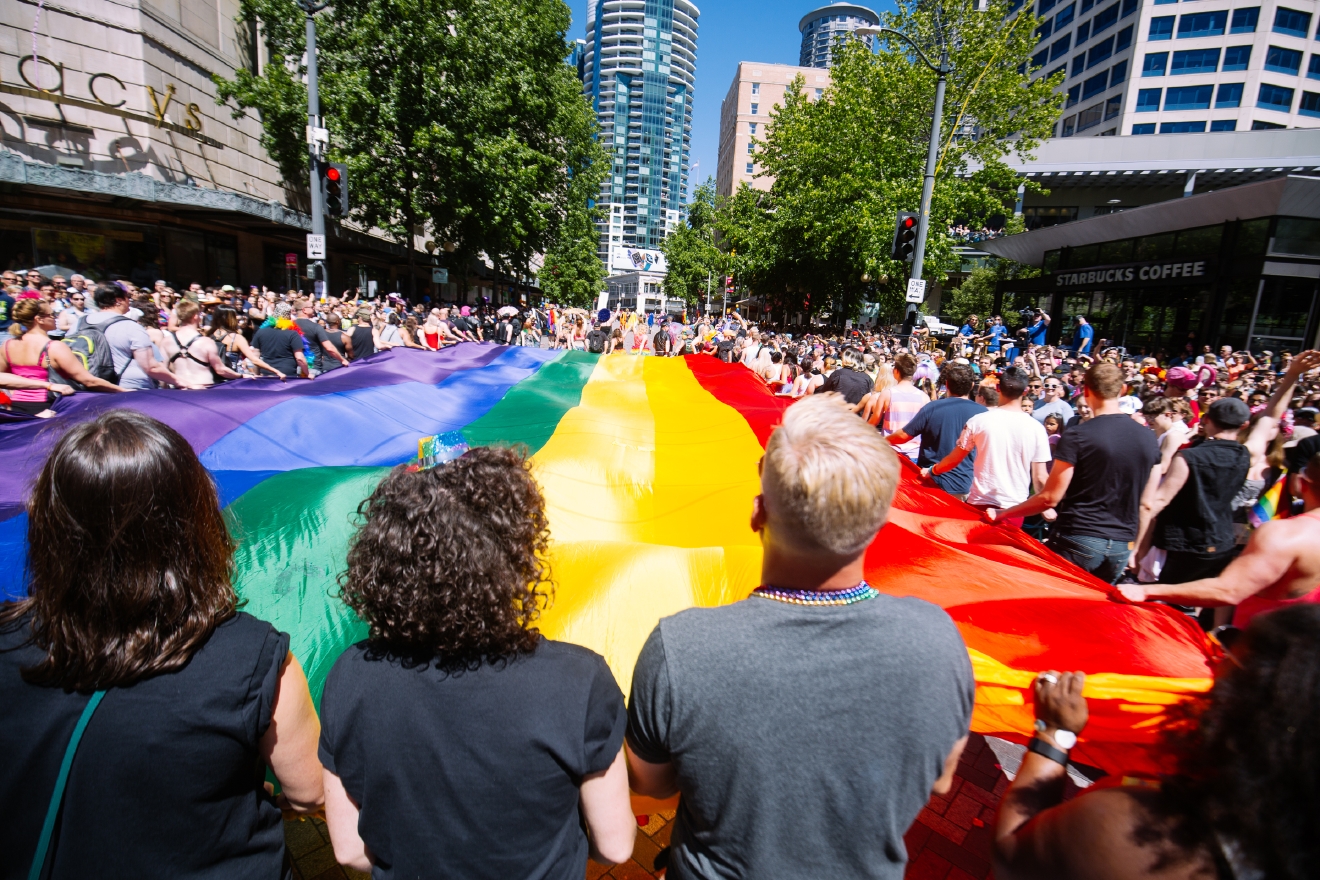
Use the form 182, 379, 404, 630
752, 582, 879, 606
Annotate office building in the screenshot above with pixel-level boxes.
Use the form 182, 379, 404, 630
798, 3, 878, 68
582, 0, 700, 274
1025, 0, 1320, 138
716, 62, 831, 196
0, 0, 419, 291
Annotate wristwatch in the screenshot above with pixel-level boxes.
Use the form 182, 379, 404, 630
1027, 736, 1070, 766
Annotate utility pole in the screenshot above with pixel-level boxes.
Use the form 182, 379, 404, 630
300, 1, 330, 296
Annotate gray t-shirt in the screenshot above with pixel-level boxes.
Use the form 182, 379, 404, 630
627, 593, 974, 880
85, 311, 154, 390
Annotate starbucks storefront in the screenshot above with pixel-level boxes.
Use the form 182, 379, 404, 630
978, 176, 1320, 356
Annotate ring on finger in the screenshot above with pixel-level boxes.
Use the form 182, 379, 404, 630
1038, 672, 1059, 685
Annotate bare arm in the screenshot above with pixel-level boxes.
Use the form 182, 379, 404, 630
48, 341, 123, 392
994, 462, 1075, 522
232, 334, 286, 380
133, 345, 186, 388
625, 742, 679, 800
886, 428, 912, 447
321, 338, 350, 364
1031, 460, 1049, 495
1133, 455, 1189, 560
1247, 350, 1320, 457
257, 653, 324, 814
323, 770, 372, 872
201, 338, 242, 380
579, 749, 636, 865
1127, 519, 1296, 605
294, 349, 309, 378
927, 444, 971, 478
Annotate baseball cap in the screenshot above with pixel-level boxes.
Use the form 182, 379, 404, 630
1206, 397, 1250, 428
1296, 407, 1319, 423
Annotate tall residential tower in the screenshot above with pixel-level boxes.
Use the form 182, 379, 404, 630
582, 0, 700, 272
798, 3, 878, 68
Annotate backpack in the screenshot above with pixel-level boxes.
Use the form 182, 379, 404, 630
62, 315, 130, 389
587, 329, 607, 354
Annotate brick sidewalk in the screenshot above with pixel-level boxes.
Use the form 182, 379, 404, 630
287, 733, 1008, 880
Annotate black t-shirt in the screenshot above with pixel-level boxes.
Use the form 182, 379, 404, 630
294, 318, 334, 371
715, 339, 736, 363
249, 325, 303, 377
900, 397, 986, 494
817, 367, 873, 405
1286, 432, 1320, 474
1052, 413, 1161, 541
319, 638, 626, 880
1, 612, 288, 879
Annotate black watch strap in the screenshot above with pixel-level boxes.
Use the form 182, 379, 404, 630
1027, 736, 1070, 766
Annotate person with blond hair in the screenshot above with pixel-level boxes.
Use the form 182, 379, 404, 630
626, 393, 974, 880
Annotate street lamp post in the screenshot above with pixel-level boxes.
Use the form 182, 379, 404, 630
856, 23, 953, 329
299, 0, 330, 295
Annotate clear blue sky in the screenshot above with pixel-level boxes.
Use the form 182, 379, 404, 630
568, 0, 897, 202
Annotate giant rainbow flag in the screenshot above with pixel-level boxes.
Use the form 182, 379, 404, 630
0, 346, 1214, 774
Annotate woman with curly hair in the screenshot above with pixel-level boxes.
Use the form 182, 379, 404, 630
994, 604, 1320, 879
319, 445, 635, 878
0, 409, 323, 877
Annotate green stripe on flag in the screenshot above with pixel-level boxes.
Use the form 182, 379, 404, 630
461, 351, 598, 455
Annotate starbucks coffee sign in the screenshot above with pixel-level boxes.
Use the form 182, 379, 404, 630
1052, 257, 1214, 291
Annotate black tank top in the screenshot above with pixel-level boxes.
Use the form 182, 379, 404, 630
1156, 438, 1251, 554
0, 612, 290, 879
350, 325, 376, 361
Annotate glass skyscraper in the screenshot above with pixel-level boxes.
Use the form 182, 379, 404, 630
582, 0, 699, 268
798, 3, 878, 68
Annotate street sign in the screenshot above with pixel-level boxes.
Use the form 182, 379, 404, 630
285, 252, 298, 267
306, 234, 326, 259
432, 268, 449, 284
906, 278, 927, 303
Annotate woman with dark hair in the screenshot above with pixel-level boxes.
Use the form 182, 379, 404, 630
211, 305, 284, 378
320, 445, 635, 878
994, 604, 1320, 879
0, 410, 324, 877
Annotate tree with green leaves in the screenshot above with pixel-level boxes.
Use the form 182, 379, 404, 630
660, 179, 724, 311
539, 197, 606, 308
215, 0, 606, 294
724, 0, 1061, 324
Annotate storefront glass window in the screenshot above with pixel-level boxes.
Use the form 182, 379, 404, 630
1273, 218, 1320, 256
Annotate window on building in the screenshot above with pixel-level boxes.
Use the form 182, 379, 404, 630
1272, 7, 1312, 37
1039, 0, 1058, 13
1178, 11, 1228, 37
1165, 84, 1213, 108
1105, 93, 1124, 117
815, 88, 823, 98
1116, 23, 1135, 49
746, 142, 754, 154
1034, 48, 1050, 68
1062, 114, 1078, 135
1072, 53, 1087, 76
1265, 45, 1303, 75
1056, 3, 1076, 28
1144, 52, 1169, 75
750, 103, 758, 114
745, 162, 754, 173
1110, 59, 1128, 85
748, 122, 757, 133
1149, 15, 1175, 39
1216, 82, 1245, 106
1154, 0, 1176, 6
1051, 34, 1072, 60
1083, 71, 1110, 98
1121, 0, 1137, 16
1223, 45, 1252, 70
1160, 120, 1207, 132
1082, 0, 1095, 12
1310, 55, 1320, 80
1171, 48, 1221, 74
1230, 7, 1259, 32
1088, 36, 1115, 67
1210, 119, 1237, 130
1038, 18, 1055, 40
1257, 82, 1295, 110
1137, 88, 1163, 110
1077, 21, 1092, 44
1067, 83, 1082, 106
1132, 122, 1157, 133
1252, 120, 1286, 129
1048, 63, 1068, 79
1301, 91, 1320, 117
1092, 2, 1120, 33
1077, 101, 1106, 130
751, 82, 760, 95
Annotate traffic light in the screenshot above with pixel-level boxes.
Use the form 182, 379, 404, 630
891, 211, 918, 262
321, 162, 349, 216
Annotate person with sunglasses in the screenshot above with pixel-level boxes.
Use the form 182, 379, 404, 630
56, 291, 88, 337
1032, 376, 1076, 426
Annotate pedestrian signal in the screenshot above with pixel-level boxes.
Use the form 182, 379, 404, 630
892, 212, 918, 262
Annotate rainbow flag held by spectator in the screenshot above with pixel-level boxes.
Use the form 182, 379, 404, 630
0, 347, 1215, 776
1248, 475, 1288, 528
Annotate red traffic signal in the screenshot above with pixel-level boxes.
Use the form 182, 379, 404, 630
325, 165, 341, 182
321, 162, 349, 216
892, 211, 919, 262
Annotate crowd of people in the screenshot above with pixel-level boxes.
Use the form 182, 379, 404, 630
2, 270, 1319, 879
